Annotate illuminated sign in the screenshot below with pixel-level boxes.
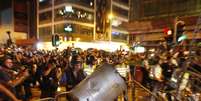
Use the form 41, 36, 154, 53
64, 24, 73, 32
64, 6, 74, 13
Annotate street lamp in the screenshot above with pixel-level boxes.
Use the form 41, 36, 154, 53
108, 13, 114, 20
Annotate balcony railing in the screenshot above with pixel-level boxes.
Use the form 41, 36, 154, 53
55, 0, 93, 9
113, 0, 129, 7
39, 19, 52, 25
54, 17, 94, 24
39, 0, 94, 10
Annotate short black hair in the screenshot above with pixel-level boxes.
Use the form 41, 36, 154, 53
86, 55, 95, 65
71, 55, 82, 65
2, 55, 13, 62
0, 55, 13, 66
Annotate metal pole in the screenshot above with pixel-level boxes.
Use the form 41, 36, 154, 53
109, 20, 112, 41
52, 0, 55, 35
174, 17, 178, 44
93, 0, 96, 41
174, 17, 184, 44
132, 66, 136, 101
27, 1, 30, 39
11, 0, 14, 39
36, 0, 39, 39
109, 0, 112, 42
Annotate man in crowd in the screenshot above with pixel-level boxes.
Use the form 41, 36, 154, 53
65, 55, 87, 91
39, 59, 62, 98
0, 56, 29, 100
84, 54, 97, 75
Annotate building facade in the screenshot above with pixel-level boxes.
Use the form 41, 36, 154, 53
37, 0, 94, 42
0, 0, 37, 45
110, 0, 129, 43
128, 0, 201, 44
37, 0, 130, 43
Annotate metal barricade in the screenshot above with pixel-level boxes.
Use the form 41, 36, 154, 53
55, 92, 70, 101
66, 63, 127, 101
127, 80, 163, 101
37, 97, 55, 101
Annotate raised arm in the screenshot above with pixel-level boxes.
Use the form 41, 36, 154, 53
0, 83, 21, 101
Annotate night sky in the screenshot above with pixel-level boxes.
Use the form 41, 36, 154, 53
0, 0, 11, 11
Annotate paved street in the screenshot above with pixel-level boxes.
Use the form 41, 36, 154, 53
30, 85, 201, 101
30, 85, 151, 101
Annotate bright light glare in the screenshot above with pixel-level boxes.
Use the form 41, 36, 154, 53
154, 65, 162, 79
167, 30, 172, 35
18, 48, 21, 51
149, 48, 155, 52
171, 77, 177, 83
64, 36, 67, 42
134, 46, 146, 53
87, 14, 93, 20
57, 87, 61, 92
90, 2, 93, 6
150, 53, 155, 57
39, 0, 45, 3
36, 42, 43, 50
112, 32, 120, 35
75, 38, 80, 42
65, 6, 73, 12
108, 13, 113, 20
59, 10, 64, 15
35, 41, 129, 52
183, 72, 190, 79
180, 72, 189, 90
116, 67, 128, 77
64, 25, 72, 32
178, 35, 187, 42
112, 20, 122, 27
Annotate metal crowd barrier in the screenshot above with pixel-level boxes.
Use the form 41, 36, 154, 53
55, 92, 69, 101
38, 63, 127, 101
36, 66, 201, 101
65, 63, 127, 101
37, 97, 55, 101
127, 80, 163, 101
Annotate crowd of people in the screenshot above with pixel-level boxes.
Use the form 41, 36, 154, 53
0, 42, 200, 101
0, 45, 126, 100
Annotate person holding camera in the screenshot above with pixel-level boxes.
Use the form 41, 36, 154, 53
0, 56, 29, 100
39, 59, 62, 98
